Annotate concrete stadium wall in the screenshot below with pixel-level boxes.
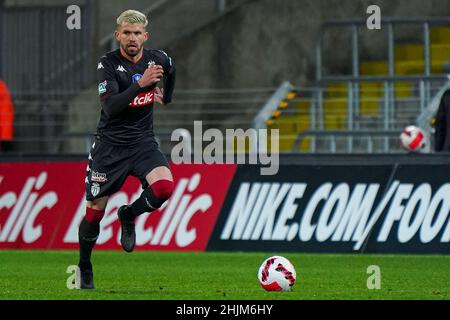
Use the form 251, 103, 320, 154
7, 0, 450, 90
166, 0, 450, 89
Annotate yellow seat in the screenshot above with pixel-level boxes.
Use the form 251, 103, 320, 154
326, 83, 348, 98
267, 98, 311, 152
360, 82, 384, 97
395, 59, 447, 75
395, 43, 424, 61
394, 81, 414, 97
431, 27, 450, 44
361, 61, 388, 75
361, 59, 447, 76
360, 99, 381, 115
278, 134, 297, 152
324, 99, 347, 129
295, 99, 311, 113
431, 44, 450, 61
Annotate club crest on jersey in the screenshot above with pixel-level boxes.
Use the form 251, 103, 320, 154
132, 73, 142, 83
91, 183, 100, 197
98, 80, 107, 94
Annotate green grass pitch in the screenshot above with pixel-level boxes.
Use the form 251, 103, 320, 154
0, 250, 449, 300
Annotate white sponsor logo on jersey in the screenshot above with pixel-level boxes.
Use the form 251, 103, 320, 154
129, 91, 154, 107
91, 171, 107, 183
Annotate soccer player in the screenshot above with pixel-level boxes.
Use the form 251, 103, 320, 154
77, 10, 176, 289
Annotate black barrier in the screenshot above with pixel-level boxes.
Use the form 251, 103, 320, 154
208, 158, 450, 254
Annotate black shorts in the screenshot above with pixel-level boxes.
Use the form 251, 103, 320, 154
85, 138, 170, 201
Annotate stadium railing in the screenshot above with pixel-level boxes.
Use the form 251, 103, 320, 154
287, 17, 450, 153
5, 87, 276, 155
315, 17, 450, 129
292, 129, 403, 154
264, 79, 448, 153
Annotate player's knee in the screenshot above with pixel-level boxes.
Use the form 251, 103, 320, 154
84, 206, 105, 225
87, 197, 108, 211
151, 179, 174, 203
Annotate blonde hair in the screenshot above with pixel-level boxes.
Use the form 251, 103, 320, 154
116, 10, 148, 28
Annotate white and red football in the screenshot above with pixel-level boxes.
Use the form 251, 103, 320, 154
400, 125, 427, 152
258, 256, 296, 291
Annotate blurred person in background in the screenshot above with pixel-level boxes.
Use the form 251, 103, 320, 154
433, 88, 450, 152
0, 79, 14, 152
77, 9, 176, 289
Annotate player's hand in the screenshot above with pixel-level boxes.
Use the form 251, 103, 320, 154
137, 64, 164, 88
154, 87, 165, 105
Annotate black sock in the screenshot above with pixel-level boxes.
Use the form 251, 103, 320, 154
78, 217, 100, 271
129, 187, 165, 218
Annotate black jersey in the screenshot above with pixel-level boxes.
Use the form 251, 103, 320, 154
434, 89, 450, 151
95, 48, 175, 146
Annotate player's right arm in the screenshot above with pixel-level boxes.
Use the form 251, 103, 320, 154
137, 64, 164, 88
97, 57, 142, 118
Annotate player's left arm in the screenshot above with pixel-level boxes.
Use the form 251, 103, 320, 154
434, 90, 450, 152
156, 50, 176, 105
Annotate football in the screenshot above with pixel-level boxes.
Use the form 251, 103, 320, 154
400, 125, 427, 152
258, 256, 296, 291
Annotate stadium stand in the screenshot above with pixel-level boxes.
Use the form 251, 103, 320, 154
267, 19, 450, 153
